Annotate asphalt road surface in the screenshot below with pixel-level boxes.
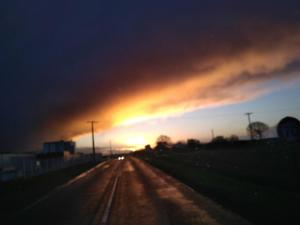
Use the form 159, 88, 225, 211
9, 157, 253, 225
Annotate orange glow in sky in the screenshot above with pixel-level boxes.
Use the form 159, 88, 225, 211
71, 29, 300, 151
124, 135, 148, 149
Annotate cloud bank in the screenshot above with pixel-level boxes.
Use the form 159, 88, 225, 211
1, 0, 300, 151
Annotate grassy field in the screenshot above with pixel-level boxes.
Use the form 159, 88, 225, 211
0, 161, 100, 218
159, 142, 300, 191
135, 143, 300, 225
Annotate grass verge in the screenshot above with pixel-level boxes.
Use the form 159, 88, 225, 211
138, 152, 300, 225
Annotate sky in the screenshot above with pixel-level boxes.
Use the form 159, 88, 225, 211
1, 1, 300, 152
77, 80, 300, 150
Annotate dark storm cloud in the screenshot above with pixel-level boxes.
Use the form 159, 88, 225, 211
1, 0, 300, 151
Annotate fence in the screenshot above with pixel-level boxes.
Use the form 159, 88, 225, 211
0, 153, 101, 182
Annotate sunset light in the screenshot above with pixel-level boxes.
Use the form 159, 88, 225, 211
124, 135, 148, 150
2, 1, 300, 225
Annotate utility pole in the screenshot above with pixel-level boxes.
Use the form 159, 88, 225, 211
109, 139, 113, 158
211, 129, 215, 141
245, 112, 254, 140
87, 121, 98, 162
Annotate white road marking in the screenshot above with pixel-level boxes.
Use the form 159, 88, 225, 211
22, 161, 108, 211
97, 162, 123, 225
99, 173, 120, 225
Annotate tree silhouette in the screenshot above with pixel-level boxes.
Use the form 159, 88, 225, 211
187, 139, 201, 149
144, 144, 152, 151
228, 135, 239, 142
212, 136, 226, 143
156, 135, 171, 144
247, 121, 269, 140
155, 135, 172, 151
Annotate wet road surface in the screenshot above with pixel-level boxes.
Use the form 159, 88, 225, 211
9, 157, 253, 225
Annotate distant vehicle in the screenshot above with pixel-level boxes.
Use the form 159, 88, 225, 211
118, 156, 125, 160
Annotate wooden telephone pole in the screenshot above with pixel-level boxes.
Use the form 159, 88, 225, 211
87, 121, 98, 162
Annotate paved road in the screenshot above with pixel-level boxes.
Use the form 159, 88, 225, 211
9, 157, 253, 225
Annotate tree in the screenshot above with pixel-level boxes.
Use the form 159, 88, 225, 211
247, 121, 269, 140
144, 144, 152, 151
173, 141, 186, 151
155, 135, 172, 151
156, 135, 172, 144
212, 136, 226, 143
228, 135, 239, 142
187, 139, 201, 149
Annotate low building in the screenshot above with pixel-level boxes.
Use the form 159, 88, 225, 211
43, 140, 76, 154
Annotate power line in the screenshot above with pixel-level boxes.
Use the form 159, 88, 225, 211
87, 120, 98, 163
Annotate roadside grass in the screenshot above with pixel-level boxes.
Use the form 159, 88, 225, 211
159, 142, 300, 192
0, 161, 100, 217
138, 153, 300, 225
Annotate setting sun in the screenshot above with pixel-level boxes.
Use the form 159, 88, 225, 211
124, 136, 148, 150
